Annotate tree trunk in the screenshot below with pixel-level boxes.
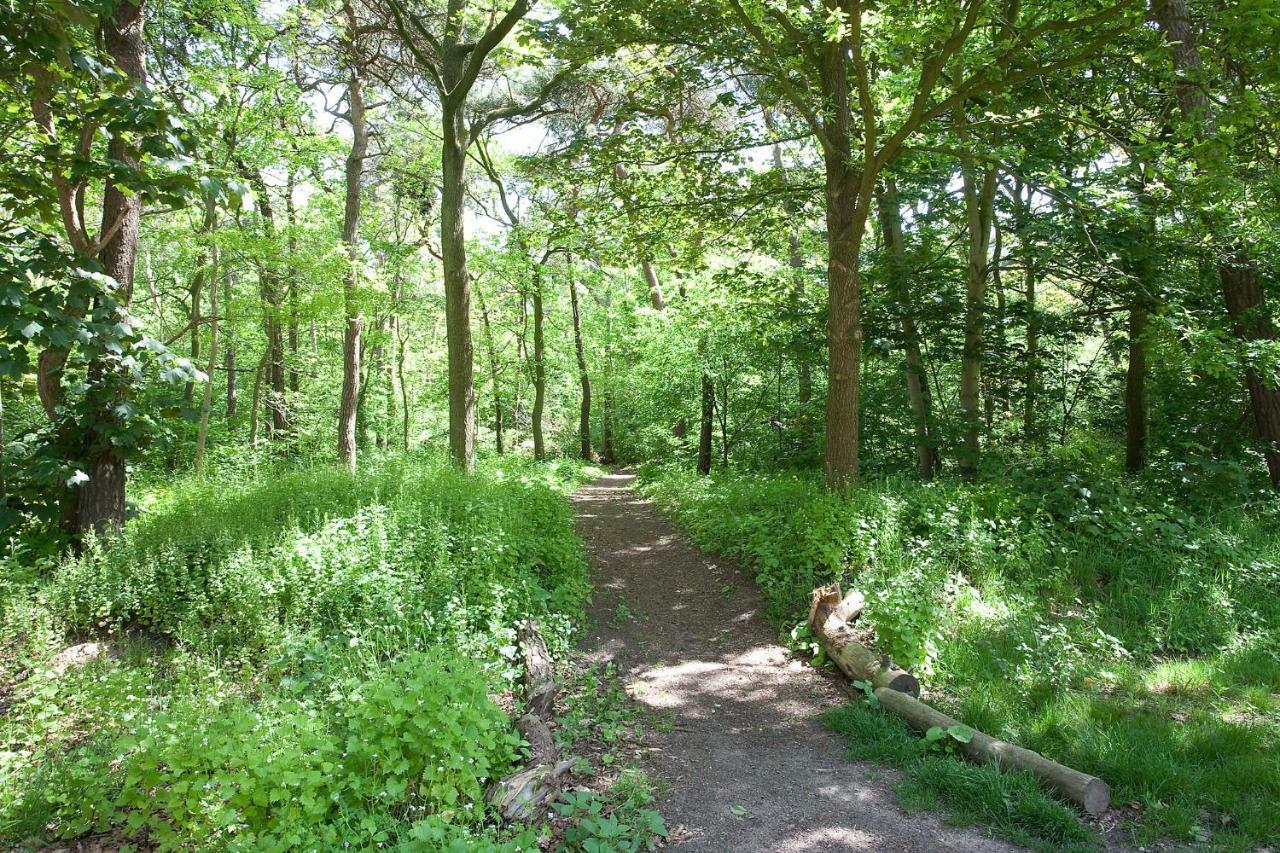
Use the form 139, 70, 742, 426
958, 125, 997, 480
338, 59, 366, 472
569, 270, 591, 460
1016, 181, 1040, 443
697, 372, 714, 475
601, 294, 616, 464
441, 105, 475, 471
76, 0, 146, 536
225, 272, 237, 426
249, 351, 265, 447
767, 125, 813, 421
822, 159, 865, 492
1221, 259, 1280, 483
194, 216, 220, 473
251, 180, 289, 439
1125, 304, 1148, 474
531, 266, 546, 461
1153, 0, 1280, 485
477, 281, 504, 455
878, 178, 936, 479
398, 321, 410, 452
182, 256, 204, 404
286, 175, 300, 393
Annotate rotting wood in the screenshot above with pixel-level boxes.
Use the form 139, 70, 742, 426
874, 686, 1110, 815
488, 620, 569, 822
809, 584, 919, 697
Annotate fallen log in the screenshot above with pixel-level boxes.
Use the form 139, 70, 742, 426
487, 620, 569, 822
809, 585, 919, 697
874, 687, 1110, 815
518, 619, 559, 718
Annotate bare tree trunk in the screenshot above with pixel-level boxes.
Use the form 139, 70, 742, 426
286, 174, 300, 394
822, 160, 867, 491
182, 256, 204, 404
531, 266, 546, 460
697, 372, 714, 475
957, 116, 997, 479
1125, 304, 1148, 473
441, 105, 475, 471
600, 289, 616, 464
77, 0, 146, 535
194, 212, 220, 474
225, 272, 237, 426
249, 178, 289, 440
878, 178, 936, 479
477, 281, 504, 454
398, 320, 410, 452
1016, 180, 1040, 443
569, 268, 591, 460
337, 47, 367, 472
249, 351, 265, 447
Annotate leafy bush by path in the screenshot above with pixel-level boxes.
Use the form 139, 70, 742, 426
0, 453, 597, 849
639, 463, 1280, 849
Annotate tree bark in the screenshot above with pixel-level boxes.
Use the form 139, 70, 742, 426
697, 372, 714, 475
569, 269, 591, 460
822, 156, 866, 491
182, 256, 204, 404
531, 266, 546, 461
286, 174, 300, 393
477, 281, 504, 455
225, 272, 237, 426
194, 212, 220, 474
76, 0, 146, 535
1125, 304, 1148, 473
249, 351, 265, 447
1015, 180, 1040, 443
878, 178, 936, 479
250, 179, 289, 439
338, 44, 367, 472
958, 118, 998, 479
441, 105, 476, 471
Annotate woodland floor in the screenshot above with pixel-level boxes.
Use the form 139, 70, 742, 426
571, 471, 1017, 852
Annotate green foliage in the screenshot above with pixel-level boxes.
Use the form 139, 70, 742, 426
44, 453, 589, 662
554, 783, 668, 853
645, 461, 1280, 848
0, 454, 594, 848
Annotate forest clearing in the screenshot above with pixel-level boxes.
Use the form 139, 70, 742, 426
2, 0, 1279, 849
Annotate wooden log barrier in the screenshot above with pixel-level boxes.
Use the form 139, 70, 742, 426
808, 585, 1109, 814
488, 620, 571, 822
809, 584, 920, 697
874, 687, 1110, 815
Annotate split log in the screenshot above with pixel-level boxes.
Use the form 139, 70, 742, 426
875, 687, 1110, 815
488, 620, 569, 822
518, 619, 559, 718
809, 585, 919, 697
489, 759, 574, 822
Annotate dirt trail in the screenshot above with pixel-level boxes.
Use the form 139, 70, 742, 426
572, 471, 1015, 853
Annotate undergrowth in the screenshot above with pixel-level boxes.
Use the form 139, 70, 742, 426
0, 452, 599, 849
639, 458, 1280, 850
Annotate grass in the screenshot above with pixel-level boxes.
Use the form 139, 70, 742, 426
0, 451, 602, 850
639, 458, 1280, 850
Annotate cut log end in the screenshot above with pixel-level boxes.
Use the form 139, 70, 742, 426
1080, 778, 1110, 817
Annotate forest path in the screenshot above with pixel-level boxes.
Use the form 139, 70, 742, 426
571, 471, 1015, 853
